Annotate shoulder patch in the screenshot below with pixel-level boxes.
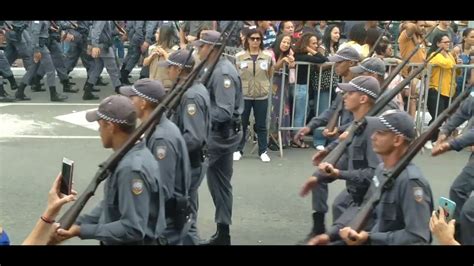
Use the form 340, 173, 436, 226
413, 187, 423, 203
223, 78, 232, 88
187, 103, 197, 116
155, 146, 167, 160
131, 178, 144, 195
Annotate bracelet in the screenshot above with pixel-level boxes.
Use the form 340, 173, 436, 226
40, 216, 55, 224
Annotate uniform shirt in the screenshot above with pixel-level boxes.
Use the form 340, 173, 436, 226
440, 93, 474, 136
306, 92, 354, 133
172, 82, 211, 154
207, 57, 243, 124
90, 21, 114, 49
147, 115, 191, 202
235, 50, 273, 100
369, 162, 434, 245
317, 116, 381, 203
76, 141, 166, 245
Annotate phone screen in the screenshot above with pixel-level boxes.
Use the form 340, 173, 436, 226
60, 158, 74, 195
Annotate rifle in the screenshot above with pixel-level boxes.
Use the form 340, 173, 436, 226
68, 21, 78, 29
2, 21, 13, 31
49, 21, 59, 32
321, 47, 443, 171
367, 20, 392, 58
380, 24, 436, 90
57, 21, 237, 231
113, 21, 126, 36
347, 87, 472, 234
323, 26, 437, 139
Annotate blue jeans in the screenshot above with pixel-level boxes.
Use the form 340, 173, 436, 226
312, 90, 330, 147
293, 84, 309, 128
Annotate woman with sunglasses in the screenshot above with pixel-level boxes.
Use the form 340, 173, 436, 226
234, 27, 274, 162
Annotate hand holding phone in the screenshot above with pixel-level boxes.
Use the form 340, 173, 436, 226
437, 197, 456, 222
60, 158, 74, 195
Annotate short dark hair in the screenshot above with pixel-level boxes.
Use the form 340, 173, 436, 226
244, 28, 264, 51
117, 123, 136, 134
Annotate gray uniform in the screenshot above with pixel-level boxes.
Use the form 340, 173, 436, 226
325, 162, 433, 245
147, 115, 192, 245
306, 92, 353, 135
76, 141, 166, 245
4, 21, 33, 71
314, 117, 381, 222
0, 49, 14, 80
122, 21, 145, 73
206, 57, 243, 225
88, 21, 121, 89
172, 82, 211, 244
61, 21, 95, 74
439, 96, 474, 228
22, 21, 56, 87
36, 21, 69, 83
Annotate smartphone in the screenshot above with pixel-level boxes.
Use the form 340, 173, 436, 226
438, 197, 456, 222
60, 157, 74, 195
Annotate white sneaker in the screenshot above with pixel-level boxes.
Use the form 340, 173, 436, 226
233, 151, 242, 161
424, 140, 433, 150
260, 152, 271, 162
316, 145, 325, 151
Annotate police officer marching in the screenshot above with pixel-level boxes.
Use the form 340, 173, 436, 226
194, 30, 244, 245
120, 79, 192, 245
164, 49, 212, 245
55, 95, 167, 245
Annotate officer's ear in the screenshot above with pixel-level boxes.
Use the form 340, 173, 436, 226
393, 134, 406, 147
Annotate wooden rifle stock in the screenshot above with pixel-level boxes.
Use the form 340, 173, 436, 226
325, 98, 343, 133
321, 47, 443, 168
348, 87, 472, 232
113, 21, 126, 36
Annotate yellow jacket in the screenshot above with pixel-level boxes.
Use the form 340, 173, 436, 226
428, 52, 458, 97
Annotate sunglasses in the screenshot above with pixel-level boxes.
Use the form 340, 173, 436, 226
249, 37, 261, 41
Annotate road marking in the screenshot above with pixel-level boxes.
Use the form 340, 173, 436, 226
54, 109, 99, 131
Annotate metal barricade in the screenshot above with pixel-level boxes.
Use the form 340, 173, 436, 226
275, 61, 337, 157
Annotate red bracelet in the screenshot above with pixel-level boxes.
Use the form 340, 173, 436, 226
40, 216, 55, 224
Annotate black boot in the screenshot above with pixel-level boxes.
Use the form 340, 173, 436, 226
15, 83, 31, 101
120, 69, 132, 85
86, 76, 100, 92
115, 86, 122, 94
297, 212, 325, 244
61, 79, 79, 93
31, 75, 46, 92
0, 86, 16, 102
82, 82, 99, 100
49, 86, 68, 102
200, 223, 231, 245
95, 76, 109, 86
6, 75, 18, 91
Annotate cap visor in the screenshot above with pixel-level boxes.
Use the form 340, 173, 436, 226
191, 40, 204, 47
328, 55, 344, 62
349, 65, 364, 74
119, 86, 136, 97
85, 109, 100, 122
366, 116, 388, 132
337, 83, 357, 92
